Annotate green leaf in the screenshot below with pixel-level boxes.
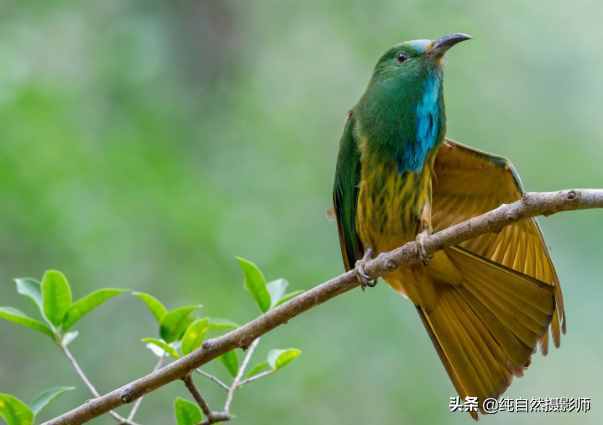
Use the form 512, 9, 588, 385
14, 278, 43, 316
220, 350, 239, 377
207, 318, 239, 333
159, 305, 202, 343
181, 318, 209, 355
236, 257, 270, 312
0, 394, 33, 425
244, 349, 302, 380
30, 386, 74, 416
267, 348, 302, 370
273, 290, 304, 307
62, 331, 79, 347
267, 279, 288, 308
142, 337, 180, 359
245, 361, 270, 379
173, 397, 202, 425
41, 270, 72, 327
62, 288, 126, 330
133, 292, 168, 323
0, 307, 54, 338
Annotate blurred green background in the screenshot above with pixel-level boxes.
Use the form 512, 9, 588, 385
1, 1, 601, 424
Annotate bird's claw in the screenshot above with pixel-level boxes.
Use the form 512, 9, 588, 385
355, 248, 377, 290
416, 231, 432, 265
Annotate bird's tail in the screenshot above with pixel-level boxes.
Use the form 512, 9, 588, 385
419, 246, 556, 419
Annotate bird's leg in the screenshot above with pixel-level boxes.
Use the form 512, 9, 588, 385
355, 247, 377, 290
416, 200, 433, 266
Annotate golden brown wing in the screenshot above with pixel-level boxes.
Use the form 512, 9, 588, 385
432, 138, 566, 353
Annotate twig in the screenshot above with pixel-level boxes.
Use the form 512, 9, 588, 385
199, 412, 231, 425
60, 344, 101, 397
224, 338, 260, 413
196, 369, 229, 391
127, 355, 165, 422
182, 375, 230, 425
60, 344, 139, 425
43, 189, 603, 425
239, 370, 273, 386
182, 375, 213, 419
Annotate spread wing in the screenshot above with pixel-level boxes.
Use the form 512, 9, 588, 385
333, 116, 364, 271
432, 139, 566, 353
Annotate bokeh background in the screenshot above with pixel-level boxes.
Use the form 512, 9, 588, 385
1, 1, 602, 424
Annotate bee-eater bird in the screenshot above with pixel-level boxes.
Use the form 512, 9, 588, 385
332, 34, 566, 418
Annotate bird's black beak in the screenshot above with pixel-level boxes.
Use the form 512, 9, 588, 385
430, 33, 471, 57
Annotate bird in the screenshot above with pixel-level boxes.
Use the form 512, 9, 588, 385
332, 34, 566, 419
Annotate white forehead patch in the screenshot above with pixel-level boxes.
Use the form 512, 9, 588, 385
404, 39, 432, 54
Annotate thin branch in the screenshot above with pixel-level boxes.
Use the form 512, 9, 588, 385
224, 338, 260, 413
195, 369, 229, 391
239, 370, 273, 386
60, 344, 139, 425
182, 375, 213, 418
43, 189, 603, 425
199, 412, 231, 425
61, 344, 101, 397
127, 355, 165, 422
182, 375, 231, 425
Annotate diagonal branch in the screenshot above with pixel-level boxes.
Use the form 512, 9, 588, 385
43, 189, 603, 425
60, 345, 101, 398
182, 375, 213, 418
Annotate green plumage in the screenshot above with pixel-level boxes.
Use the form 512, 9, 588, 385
332, 115, 362, 270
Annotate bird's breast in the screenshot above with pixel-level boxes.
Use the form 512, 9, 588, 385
355, 143, 435, 254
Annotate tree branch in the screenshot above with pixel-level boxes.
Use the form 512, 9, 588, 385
182, 375, 230, 424
43, 189, 603, 425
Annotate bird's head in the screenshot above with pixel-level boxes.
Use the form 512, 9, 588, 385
355, 34, 471, 167
370, 33, 471, 85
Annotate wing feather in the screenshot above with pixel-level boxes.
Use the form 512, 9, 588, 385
333, 116, 363, 271
433, 139, 566, 351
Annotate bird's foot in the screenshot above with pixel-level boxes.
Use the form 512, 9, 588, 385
355, 248, 377, 290
416, 231, 432, 265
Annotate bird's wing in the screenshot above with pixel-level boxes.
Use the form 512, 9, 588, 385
432, 138, 566, 353
333, 116, 364, 271
419, 246, 556, 419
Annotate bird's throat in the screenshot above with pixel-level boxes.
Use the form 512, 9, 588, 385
357, 71, 445, 175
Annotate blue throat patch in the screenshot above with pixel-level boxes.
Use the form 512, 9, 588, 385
397, 74, 442, 174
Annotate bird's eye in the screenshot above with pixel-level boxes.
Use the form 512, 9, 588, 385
397, 52, 408, 64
